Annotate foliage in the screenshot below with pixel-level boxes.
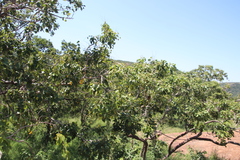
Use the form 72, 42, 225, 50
0, 0, 84, 39
188, 148, 207, 160
115, 59, 134, 66
222, 82, 240, 98
0, 23, 119, 158
0, 1, 240, 159
107, 58, 239, 159
187, 65, 228, 82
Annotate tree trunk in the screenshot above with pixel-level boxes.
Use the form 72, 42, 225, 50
141, 140, 148, 160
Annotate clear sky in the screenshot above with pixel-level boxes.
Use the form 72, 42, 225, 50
39, 0, 240, 82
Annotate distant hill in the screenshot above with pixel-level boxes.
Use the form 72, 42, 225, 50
114, 60, 134, 66
221, 82, 240, 97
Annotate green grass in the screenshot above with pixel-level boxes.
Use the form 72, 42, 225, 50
66, 117, 80, 124
160, 125, 185, 134
91, 118, 106, 128
60, 115, 106, 128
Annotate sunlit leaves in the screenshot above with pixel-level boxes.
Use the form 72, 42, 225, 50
108, 57, 239, 145
188, 65, 228, 82
0, 0, 85, 40
0, 19, 122, 158
100, 22, 119, 49
1, 2, 239, 157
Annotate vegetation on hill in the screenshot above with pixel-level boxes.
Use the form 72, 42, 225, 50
221, 82, 240, 98
115, 60, 134, 66
1, 1, 240, 159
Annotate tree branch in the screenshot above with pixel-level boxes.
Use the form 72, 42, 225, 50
204, 120, 222, 124
127, 134, 145, 142
164, 129, 200, 159
195, 137, 240, 146
1, 79, 18, 85
168, 128, 195, 154
127, 134, 154, 160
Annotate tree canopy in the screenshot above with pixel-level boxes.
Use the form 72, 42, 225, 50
0, 0, 84, 40
0, 1, 240, 159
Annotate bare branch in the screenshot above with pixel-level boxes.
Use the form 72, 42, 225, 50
127, 134, 145, 142
1, 79, 18, 85
195, 137, 240, 146
127, 134, 150, 160
168, 128, 195, 154
163, 129, 197, 159
204, 120, 222, 124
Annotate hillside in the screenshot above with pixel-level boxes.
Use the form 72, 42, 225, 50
114, 59, 134, 66
222, 82, 240, 97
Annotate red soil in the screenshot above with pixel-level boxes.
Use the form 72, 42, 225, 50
158, 131, 240, 160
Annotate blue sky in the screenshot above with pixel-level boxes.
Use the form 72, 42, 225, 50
39, 0, 240, 82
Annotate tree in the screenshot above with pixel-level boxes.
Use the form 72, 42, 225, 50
187, 65, 228, 82
0, 22, 119, 158
1, 0, 239, 159
0, 0, 84, 40
0, 0, 123, 159
106, 58, 240, 159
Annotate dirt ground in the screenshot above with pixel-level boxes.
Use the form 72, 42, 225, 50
158, 131, 240, 160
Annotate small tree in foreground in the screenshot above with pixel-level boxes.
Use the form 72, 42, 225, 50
107, 59, 240, 159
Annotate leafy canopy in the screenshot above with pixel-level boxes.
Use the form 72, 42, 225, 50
0, 0, 84, 39
0, 1, 240, 159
